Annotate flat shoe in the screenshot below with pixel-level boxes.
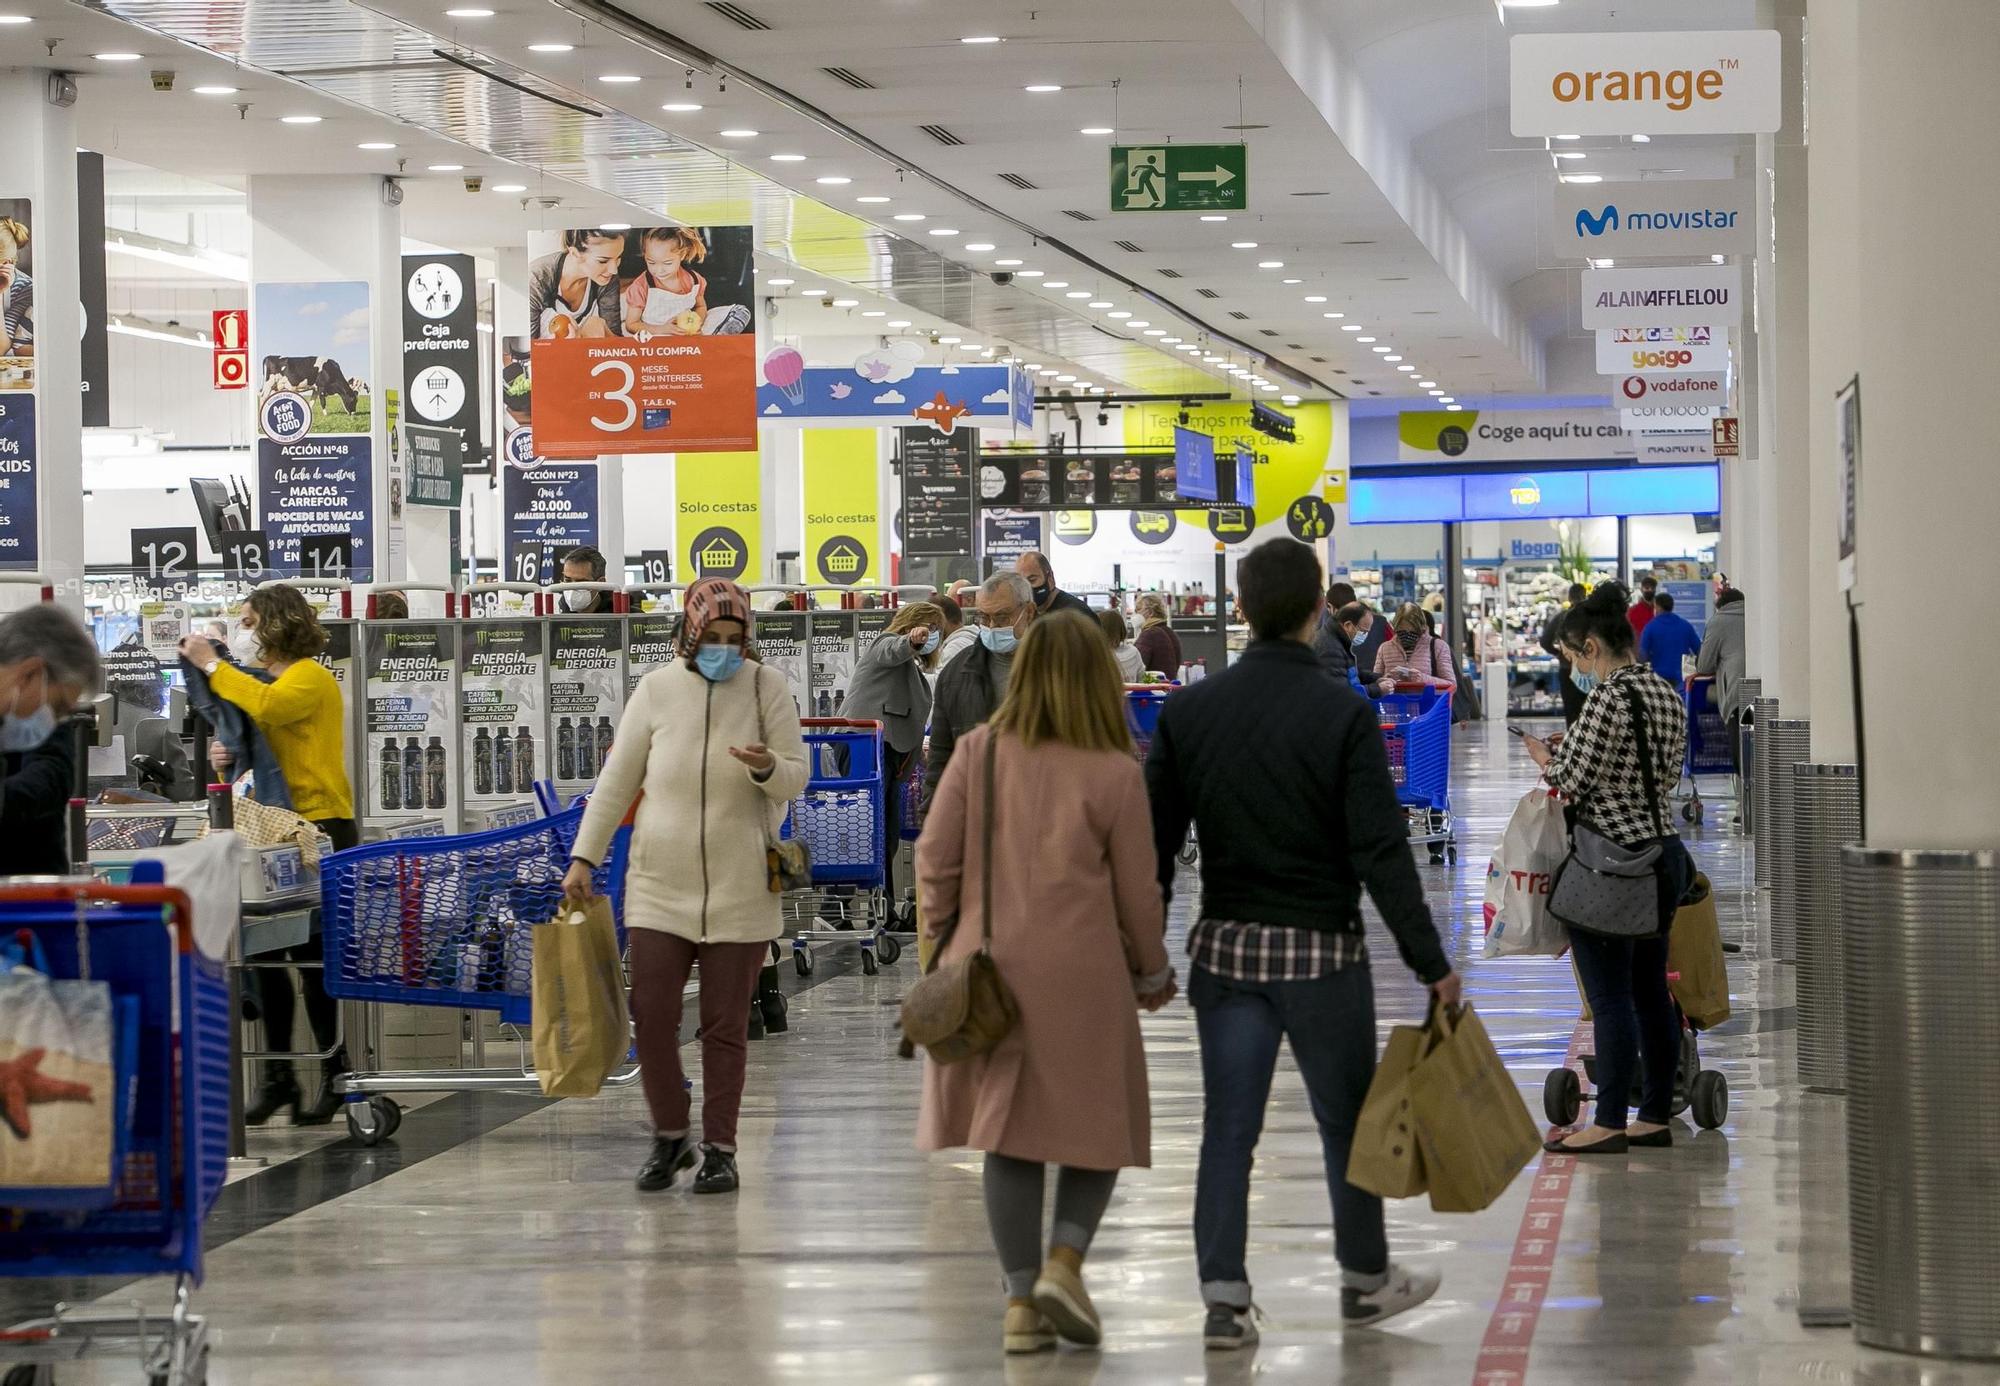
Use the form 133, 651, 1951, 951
1627, 1128, 1673, 1148
1544, 1132, 1628, 1155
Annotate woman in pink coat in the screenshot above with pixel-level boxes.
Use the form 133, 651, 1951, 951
1377, 602, 1456, 691
916, 610, 1175, 1355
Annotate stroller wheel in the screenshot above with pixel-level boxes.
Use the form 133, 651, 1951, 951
1691, 1069, 1729, 1129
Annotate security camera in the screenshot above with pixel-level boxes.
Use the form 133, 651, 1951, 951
463, 174, 483, 193
762, 296, 776, 317
44, 72, 76, 108
537, 195, 562, 211
381, 177, 404, 208
990, 271, 1014, 287
150, 69, 175, 92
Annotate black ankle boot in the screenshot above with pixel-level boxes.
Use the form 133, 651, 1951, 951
746, 996, 766, 1041
295, 1046, 348, 1127
635, 1134, 698, 1191
756, 964, 788, 1035
244, 1063, 301, 1126
692, 1145, 739, 1194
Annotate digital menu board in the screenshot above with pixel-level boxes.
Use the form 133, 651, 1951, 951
974, 453, 1182, 511
1176, 427, 1219, 502
899, 428, 975, 557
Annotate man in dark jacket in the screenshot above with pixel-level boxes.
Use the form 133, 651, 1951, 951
1015, 550, 1092, 620
1310, 581, 1357, 681
1, 727, 77, 874
1541, 582, 1589, 725
1145, 537, 1460, 1348
559, 545, 618, 614
921, 571, 1035, 809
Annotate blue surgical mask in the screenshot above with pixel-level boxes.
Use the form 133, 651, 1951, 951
921, 631, 941, 656
979, 625, 1018, 655
695, 645, 745, 682
1573, 670, 1601, 695
1, 700, 55, 753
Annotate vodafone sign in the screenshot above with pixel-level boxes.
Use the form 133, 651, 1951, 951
1619, 373, 1728, 408
1595, 331, 1731, 375
1511, 30, 1782, 137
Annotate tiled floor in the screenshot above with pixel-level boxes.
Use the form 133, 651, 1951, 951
13, 724, 2000, 1383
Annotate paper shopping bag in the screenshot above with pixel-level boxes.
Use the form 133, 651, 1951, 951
0, 966, 117, 1197
1667, 874, 1732, 1031
1482, 786, 1570, 958
1407, 1004, 1541, 1214
1346, 1018, 1435, 1200
532, 895, 630, 1098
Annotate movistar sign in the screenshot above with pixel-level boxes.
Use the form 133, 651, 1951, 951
1551, 178, 1754, 260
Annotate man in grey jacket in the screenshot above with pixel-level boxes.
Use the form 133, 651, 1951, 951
922, 572, 1035, 811
1696, 583, 1748, 768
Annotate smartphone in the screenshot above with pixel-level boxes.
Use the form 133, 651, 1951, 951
1506, 724, 1529, 738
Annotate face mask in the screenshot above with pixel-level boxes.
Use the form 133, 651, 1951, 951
695, 644, 744, 682
920, 631, 941, 656
1396, 629, 1420, 652
979, 625, 1018, 655
1030, 583, 1051, 606
229, 628, 263, 666
563, 588, 596, 613
1573, 670, 1601, 695
1, 677, 54, 753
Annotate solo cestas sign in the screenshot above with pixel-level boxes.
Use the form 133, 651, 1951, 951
1510, 30, 1782, 137
1581, 264, 1743, 330
1553, 179, 1754, 260
402, 253, 485, 472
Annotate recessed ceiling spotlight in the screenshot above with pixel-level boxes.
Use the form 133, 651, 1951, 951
767, 277, 795, 286
1357, 336, 1377, 343
892, 212, 925, 222
1321, 311, 1344, 320
1257, 260, 1284, 269
1162, 337, 1183, 345
1397, 364, 1417, 372
1419, 380, 1437, 388
995, 258, 1023, 266
929, 227, 959, 237
491, 182, 527, 193
861, 310, 885, 318
770, 153, 807, 162
1080, 126, 1113, 136
1304, 295, 1328, 303
856, 195, 891, 204
1143, 329, 1167, 337
1088, 300, 1112, 309
1439, 396, 1457, 404
938, 335, 961, 344
444, 6, 493, 15
828, 299, 857, 309
964, 242, 995, 252
528, 42, 573, 52
1024, 83, 1062, 93
281, 114, 322, 124
1341, 324, 1363, 332
1203, 355, 1223, 363
1107, 310, 1131, 319
1282, 278, 1302, 285
1231, 241, 1258, 249
1428, 389, 1445, 397
815, 175, 852, 185
601, 221, 631, 231
93, 52, 143, 61
1446, 404, 1464, 411
1044, 280, 1070, 289
1064, 290, 1090, 299
719, 128, 759, 138
1371, 346, 1391, 353
1383, 354, 1402, 362
961, 34, 1002, 43
358, 141, 397, 150
661, 102, 703, 112
1560, 173, 1603, 184
427, 163, 464, 171
1127, 320, 1149, 328
1201, 214, 1228, 222
599, 74, 640, 83
1017, 269, 1043, 277
192, 84, 239, 95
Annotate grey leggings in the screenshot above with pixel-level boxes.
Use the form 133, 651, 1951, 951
982, 1152, 1120, 1299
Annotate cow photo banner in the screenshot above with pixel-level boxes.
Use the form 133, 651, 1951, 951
526, 224, 757, 459
254, 280, 375, 580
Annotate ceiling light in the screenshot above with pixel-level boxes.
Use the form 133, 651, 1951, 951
1056, 374, 1076, 382
93, 52, 142, 61
1203, 355, 1223, 363
1044, 280, 1069, 289
1065, 290, 1090, 299
1554, 151, 1587, 160
995, 258, 1023, 266
358, 141, 397, 150
929, 227, 959, 236
491, 183, 527, 193
601, 222, 631, 231
960, 343, 983, 352
798, 287, 828, 297
892, 212, 925, 222
961, 34, 1003, 44
1231, 241, 1258, 249
1384, 354, 1402, 362
1260, 385, 1279, 393
1501, 0, 1561, 7
662, 102, 703, 112
1341, 324, 1363, 332
1553, 134, 1581, 141
1560, 173, 1603, 184
1630, 133, 1653, 143
1419, 380, 1436, 388
1282, 278, 1302, 285
1201, 215, 1228, 222
1371, 345, 1391, 353
599, 73, 640, 83
528, 42, 574, 52
719, 128, 759, 138
1088, 300, 1112, 309
1440, 396, 1456, 404
816, 175, 852, 185
861, 310, 886, 318
1017, 269, 1043, 278
964, 242, 995, 252
1397, 364, 1418, 372
856, 195, 891, 204
427, 163, 464, 172
939, 336, 961, 344
1357, 336, 1376, 343
1080, 126, 1114, 136
1143, 329, 1167, 337
1107, 310, 1132, 319
770, 153, 806, 162
831, 298, 859, 307
1282, 395, 1300, 404
1321, 311, 1344, 319
1024, 84, 1062, 93
1429, 389, 1445, 397
1589, 257, 1616, 268
1257, 260, 1284, 269
281, 114, 322, 124
1038, 368, 1058, 376
1126, 320, 1149, 328
192, 84, 238, 95
445, 6, 493, 14
767, 277, 795, 286
0, 13, 32, 21
1711, 254, 1727, 264
1162, 337, 1183, 345
888, 319, 911, 328
1446, 404, 1464, 411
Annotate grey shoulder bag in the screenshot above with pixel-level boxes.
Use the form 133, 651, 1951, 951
1547, 681, 1674, 939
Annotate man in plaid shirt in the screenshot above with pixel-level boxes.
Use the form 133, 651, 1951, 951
1146, 538, 1460, 1349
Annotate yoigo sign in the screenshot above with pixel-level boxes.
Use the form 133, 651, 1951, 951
1511, 30, 1783, 136
1581, 265, 1743, 329
1595, 327, 1731, 375
1553, 179, 1754, 259
1617, 372, 1729, 408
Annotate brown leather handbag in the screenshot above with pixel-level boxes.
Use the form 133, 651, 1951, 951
898, 732, 1018, 1063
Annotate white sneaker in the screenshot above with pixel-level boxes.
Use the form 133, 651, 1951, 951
1341, 1263, 1440, 1328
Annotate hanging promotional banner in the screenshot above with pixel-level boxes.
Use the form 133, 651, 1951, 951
759, 354, 1026, 428
1580, 265, 1744, 329
364, 622, 460, 831
76, 154, 109, 428
1510, 30, 1783, 137
1615, 372, 1729, 408
502, 461, 597, 585
254, 280, 375, 579
458, 618, 544, 826
404, 423, 465, 507
526, 224, 757, 458
402, 252, 484, 471
549, 619, 624, 800
981, 511, 1043, 575
899, 427, 975, 558
675, 448, 762, 582
753, 612, 809, 721
808, 611, 857, 718
0, 198, 36, 570
802, 428, 879, 587
1595, 328, 1731, 375
1399, 408, 1636, 463
627, 610, 678, 694
1623, 404, 1722, 432
1552, 178, 1755, 260
0, 388, 37, 571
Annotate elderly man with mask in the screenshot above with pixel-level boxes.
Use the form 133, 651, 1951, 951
1014, 551, 1092, 620
0, 605, 102, 840
923, 571, 1036, 811
558, 545, 618, 614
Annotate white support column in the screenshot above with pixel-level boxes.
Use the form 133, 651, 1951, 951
0, 76, 81, 606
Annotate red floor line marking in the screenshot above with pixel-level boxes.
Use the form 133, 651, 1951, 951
1472, 1020, 1589, 1386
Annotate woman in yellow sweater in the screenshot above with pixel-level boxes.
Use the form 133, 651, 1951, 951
180, 584, 354, 1124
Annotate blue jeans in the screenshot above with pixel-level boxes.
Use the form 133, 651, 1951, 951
1190, 964, 1387, 1308
1569, 929, 1678, 1129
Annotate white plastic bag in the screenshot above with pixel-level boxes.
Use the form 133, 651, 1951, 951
1481, 786, 1570, 958
0, 965, 116, 1193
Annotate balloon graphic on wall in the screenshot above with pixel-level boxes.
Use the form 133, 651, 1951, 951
763, 345, 806, 405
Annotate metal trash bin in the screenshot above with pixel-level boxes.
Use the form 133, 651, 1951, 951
1749, 694, 1782, 881
1793, 763, 1859, 1093
1762, 718, 1812, 960
1841, 847, 2000, 1359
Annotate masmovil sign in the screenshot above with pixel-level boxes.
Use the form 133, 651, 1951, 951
1511, 30, 1782, 137
1552, 179, 1754, 259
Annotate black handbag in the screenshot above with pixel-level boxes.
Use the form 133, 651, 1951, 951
1547, 680, 1683, 939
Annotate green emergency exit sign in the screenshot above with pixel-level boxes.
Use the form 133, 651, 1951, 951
1110, 144, 1248, 213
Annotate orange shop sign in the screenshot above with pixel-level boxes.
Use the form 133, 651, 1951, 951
1510, 31, 1782, 137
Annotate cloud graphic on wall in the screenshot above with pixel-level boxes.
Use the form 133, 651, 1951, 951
763, 403, 783, 415
854, 344, 919, 385
981, 388, 1009, 404
873, 390, 906, 405
331, 306, 372, 346
297, 301, 330, 317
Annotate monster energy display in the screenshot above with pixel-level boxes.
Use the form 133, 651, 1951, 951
550, 617, 625, 795
626, 610, 679, 695
317, 619, 359, 796
459, 618, 545, 826
753, 611, 809, 720
809, 610, 859, 719
364, 622, 460, 832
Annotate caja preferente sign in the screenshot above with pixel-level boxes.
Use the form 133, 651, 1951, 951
1511, 30, 1782, 137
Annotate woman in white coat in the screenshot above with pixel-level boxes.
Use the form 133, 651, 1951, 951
566, 577, 808, 1195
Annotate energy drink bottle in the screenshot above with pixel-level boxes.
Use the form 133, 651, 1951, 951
472, 727, 493, 795
494, 727, 514, 794
514, 725, 535, 786
380, 737, 401, 811
816, 689, 832, 717
556, 717, 576, 780
596, 715, 614, 769
426, 735, 447, 809
575, 715, 597, 779
402, 737, 423, 810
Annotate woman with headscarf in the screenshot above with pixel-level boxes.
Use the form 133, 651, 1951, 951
565, 577, 809, 1196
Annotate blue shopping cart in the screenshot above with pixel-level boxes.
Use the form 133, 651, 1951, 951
787, 719, 903, 977
1377, 687, 1458, 864
1679, 676, 1736, 826
317, 801, 635, 1144
0, 876, 229, 1386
